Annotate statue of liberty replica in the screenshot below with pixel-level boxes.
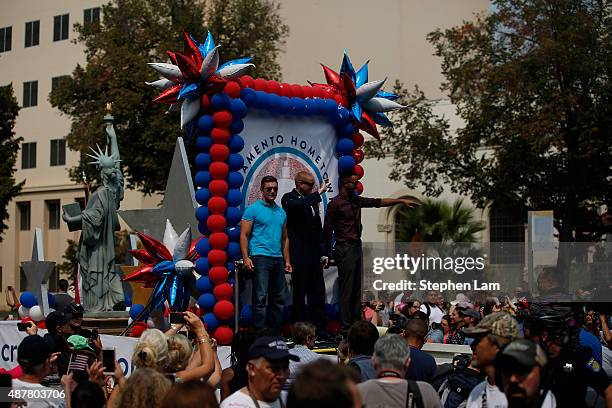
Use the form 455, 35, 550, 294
62, 106, 125, 312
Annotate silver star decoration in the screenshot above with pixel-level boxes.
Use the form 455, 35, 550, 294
21, 228, 56, 315
118, 137, 199, 241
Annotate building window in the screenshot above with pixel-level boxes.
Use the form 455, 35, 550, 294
53, 14, 69, 42
51, 75, 69, 92
21, 142, 36, 169
50, 139, 66, 166
84, 7, 101, 24
24, 20, 39, 47
17, 202, 31, 231
47, 200, 61, 230
489, 204, 525, 264
23, 81, 38, 107
1, 26, 12, 52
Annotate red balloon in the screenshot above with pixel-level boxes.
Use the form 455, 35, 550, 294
238, 75, 254, 88
253, 78, 268, 92
207, 215, 227, 233
208, 197, 228, 214
279, 83, 293, 97
209, 144, 230, 162
209, 180, 229, 197
209, 232, 229, 250
334, 94, 346, 106
213, 111, 233, 128
200, 94, 211, 111
209, 162, 229, 180
225, 81, 241, 98
302, 86, 313, 98
267, 81, 281, 95
356, 181, 364, 194
208, 250, 228, 267
354, 164, 364, 180
37, 321, 47, 329
353, 149, 365, 163
323, 88, 336, 99
213, 326, 234, 345
311, 87, 324, 98
352, 132, 365, 147
211, 128, 230, 144
213, 283, 233, 301
209, 266, 229, 283
214, 300, 234, 320
291, 84, 304, 98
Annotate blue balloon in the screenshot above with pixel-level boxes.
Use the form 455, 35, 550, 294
276, 96, 290, 114
129, 304, 148, 321
226, 262, 236, 273
19, 292, 37, 308
203, 312, 219, 331
228, 172, 244, 189
195, 171, 210, 187
195, 153, 211, 170
228, 278, 235, 285
228, 135, 245, 153
268, 94, 282, 113
338, 155, 356, 174
196, 237, 211, 256
256, 92, 270, 109
228, 154, 244, 172
339, 122, 356, 139
322, 99, 338, 114
47, 293, 56, 309
195, 206, 209, 223
229, 119, 244, 135
195, 188, 210, 205
227, 242, 241, 261
332, 303, 340, 320
226, 189, 243, 207
197, 222, 210, 236
211, 93, 231, 110
336, 139, 355, 156
196, 135, 212, 152
226, 207, 242, 226
197, 293, 216, 311
196, 276, 213, 294
124, 293, 132, 307
197, 115, 214, 133
290, 98, 304, 115
240, 304, 253, 325
195, 257, 210, 275
230, 98, 247, 119
226, 226, 240, 242
336, 106, 351, 124
240, 88, 257, 107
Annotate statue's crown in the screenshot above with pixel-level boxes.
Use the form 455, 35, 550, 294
86, 144, 120, 169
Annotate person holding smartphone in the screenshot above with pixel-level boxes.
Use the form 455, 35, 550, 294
281, 171, 329, 329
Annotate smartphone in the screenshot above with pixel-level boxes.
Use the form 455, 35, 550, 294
170, 312, 186, 324
102, 349, 115, 375
17, 322, 30, 331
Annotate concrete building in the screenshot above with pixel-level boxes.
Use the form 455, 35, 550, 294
0, 0, 498, 299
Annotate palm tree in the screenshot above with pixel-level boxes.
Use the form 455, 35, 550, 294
396, 198, 485, 244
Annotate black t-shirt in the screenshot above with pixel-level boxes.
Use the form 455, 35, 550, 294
550, 348, 610, 408
405, 346, 437, 382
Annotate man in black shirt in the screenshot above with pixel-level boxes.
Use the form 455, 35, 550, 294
323, 174, 415, 332
281, 171, 328, 328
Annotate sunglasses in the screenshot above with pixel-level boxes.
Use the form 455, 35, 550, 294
264, 187, 278, 192
298, 180, 315, 187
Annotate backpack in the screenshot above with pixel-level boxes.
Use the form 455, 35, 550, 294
431, 355, 484, 408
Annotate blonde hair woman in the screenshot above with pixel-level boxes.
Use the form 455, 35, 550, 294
132, 328, 169, 371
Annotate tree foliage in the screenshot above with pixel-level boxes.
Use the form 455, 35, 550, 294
50, 0, 288, 194
366, 0, 612, 243
0, 84, 23, 241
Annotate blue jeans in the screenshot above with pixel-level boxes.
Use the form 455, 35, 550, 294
252, 255, 287, 331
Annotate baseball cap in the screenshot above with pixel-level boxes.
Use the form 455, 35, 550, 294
247, 336, 299, 361
45, 311, 70, 332
497, 339, 547, 368
459, 308, 481, 320
451, 293, 470, 306
463, 312, 520, 339
18, 335, 51, 368
67, 335, 95, 352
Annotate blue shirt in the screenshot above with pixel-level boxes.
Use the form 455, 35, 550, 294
405, 346, 436, 382
580, 328, 603, 366
242, 199, 287, 258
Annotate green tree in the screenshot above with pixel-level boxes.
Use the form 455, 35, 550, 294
57, 239, 78, 282
50, 0, 288, 194
0, 84, 23, 241
367, 0, 612, 250
396, 198, 485, 244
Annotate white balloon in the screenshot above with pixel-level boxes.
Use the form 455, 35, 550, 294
200, 46, 220, 80
147, 63, 183, 83
163, 219, 179, 255
18, 306, 30, 318
180, 98, 201, 129
356, 78, 387, 102
217, 63, 255, 80
145, 78, 174, 90
362, 97, 405, 112
29, 305, 44, 322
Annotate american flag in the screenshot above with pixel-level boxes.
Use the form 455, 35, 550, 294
68, 352, 89, 372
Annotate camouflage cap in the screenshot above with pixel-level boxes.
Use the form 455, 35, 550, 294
463, 312, 520, 340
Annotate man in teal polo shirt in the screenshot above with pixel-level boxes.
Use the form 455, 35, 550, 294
240, 175, 292, 331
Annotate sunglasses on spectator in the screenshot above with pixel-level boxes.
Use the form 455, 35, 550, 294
298, 180, 315, 187
264, 187, 278, 192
